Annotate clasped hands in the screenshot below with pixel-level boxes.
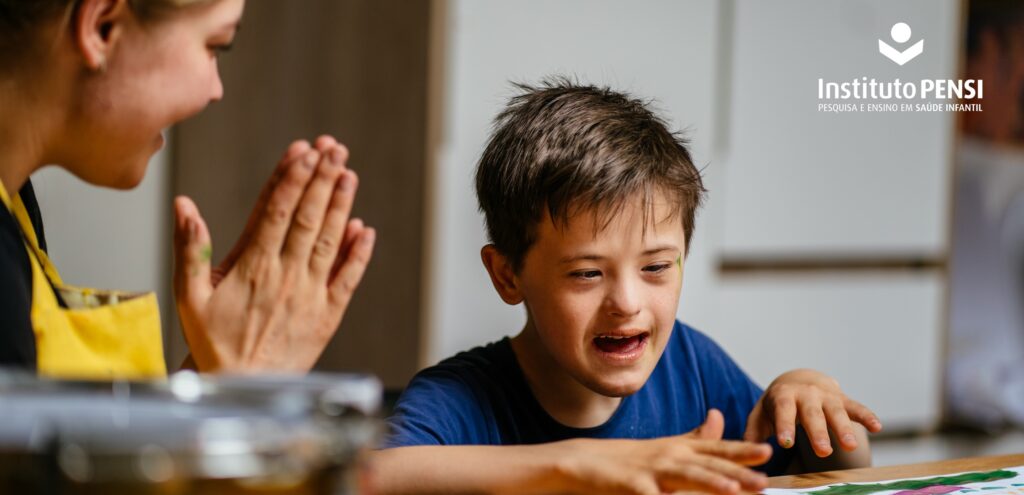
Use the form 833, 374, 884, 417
172, 135, 374, 372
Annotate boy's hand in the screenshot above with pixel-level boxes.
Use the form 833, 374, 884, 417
552, 432, 771, 495
744, 369, 883, 457
683, 408, 726, 441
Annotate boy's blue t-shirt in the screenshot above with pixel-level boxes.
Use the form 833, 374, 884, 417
383, 320, 794, 475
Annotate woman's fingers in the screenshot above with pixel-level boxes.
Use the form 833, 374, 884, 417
309, 166, 358, 278
172, 196, 213, 306
247, 149, 321, 262
282, 145, 348, 265
314, 134, 339, 153
332, 218, 365, 279
220, 139, 311, 274
328, 226, 376, 311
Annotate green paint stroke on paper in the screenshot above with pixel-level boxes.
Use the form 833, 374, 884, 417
808, 470, 1017, 495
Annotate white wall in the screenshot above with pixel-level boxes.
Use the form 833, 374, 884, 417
719, 0, 958, 258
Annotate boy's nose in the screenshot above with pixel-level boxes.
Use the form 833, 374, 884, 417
605, 279, 642, 318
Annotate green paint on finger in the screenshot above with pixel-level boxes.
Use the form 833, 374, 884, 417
200, 245, 212, 263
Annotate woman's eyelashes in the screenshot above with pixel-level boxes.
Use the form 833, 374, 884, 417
208, 41, 234, 57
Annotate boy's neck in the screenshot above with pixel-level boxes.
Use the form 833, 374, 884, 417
510, 320, 622, 429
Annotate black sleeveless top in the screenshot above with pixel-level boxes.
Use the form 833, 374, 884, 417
0, 180, 47, 370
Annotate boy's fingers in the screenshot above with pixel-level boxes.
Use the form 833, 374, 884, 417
691, 439, 773, 465
743, 402, 770, 442
310, 167, 357, 277
846, 398, 884, 433
771, 396, 798, 448
798, 400, 833, 457
248, 149, 320, 261
695, 455, 768, 492
689, 408, 725, 440
824, 399, 858, 451
615, 473, 660, 495
328, 227, 376, 311
664, 464, 740, 495
283, 147, 346, 264
172, 196, 213, 306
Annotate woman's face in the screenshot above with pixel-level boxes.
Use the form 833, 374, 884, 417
66, 0, 245, 188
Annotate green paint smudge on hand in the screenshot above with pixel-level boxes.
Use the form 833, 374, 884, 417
200, 245, 212, 263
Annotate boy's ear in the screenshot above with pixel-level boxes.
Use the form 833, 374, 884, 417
480, 245, 524, 305
75, 0, 130, 71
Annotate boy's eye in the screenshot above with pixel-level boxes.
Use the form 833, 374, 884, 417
570, 270, 602, 280
643, 263, 672, 274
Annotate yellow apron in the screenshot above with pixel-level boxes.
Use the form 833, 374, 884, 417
0, 179, 166, 379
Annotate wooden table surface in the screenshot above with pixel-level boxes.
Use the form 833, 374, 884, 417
768, 453, 1024, 489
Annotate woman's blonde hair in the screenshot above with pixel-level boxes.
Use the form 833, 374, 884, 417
0, 0, 213, 69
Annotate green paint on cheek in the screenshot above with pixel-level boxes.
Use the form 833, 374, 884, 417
676, 254, 683, 271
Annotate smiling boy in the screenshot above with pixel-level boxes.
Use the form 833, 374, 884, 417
375, 80, 881, 495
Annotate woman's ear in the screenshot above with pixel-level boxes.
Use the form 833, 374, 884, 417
74, 0, 130, 71
480, 245, 524, 305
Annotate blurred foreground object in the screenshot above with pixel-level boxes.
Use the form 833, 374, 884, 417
0, 370, 381, 494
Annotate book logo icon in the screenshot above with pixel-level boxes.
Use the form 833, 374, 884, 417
879, 22, 923, 66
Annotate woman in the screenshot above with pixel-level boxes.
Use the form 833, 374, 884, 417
0, 0, 375, 376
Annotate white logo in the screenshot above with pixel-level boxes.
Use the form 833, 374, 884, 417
878, 22, 923, 65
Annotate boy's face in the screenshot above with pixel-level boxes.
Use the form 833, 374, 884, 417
515, 193, 685, 397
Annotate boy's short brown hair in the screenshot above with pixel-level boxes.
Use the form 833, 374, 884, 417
475, 78, 706, 271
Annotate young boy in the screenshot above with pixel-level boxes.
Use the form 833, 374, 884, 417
374, 80, 882, 495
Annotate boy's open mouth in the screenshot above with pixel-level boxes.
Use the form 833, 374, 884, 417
593, 332, 649, 356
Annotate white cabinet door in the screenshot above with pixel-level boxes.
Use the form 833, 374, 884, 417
704, 271, 944, 431
720, 0, 959, 258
